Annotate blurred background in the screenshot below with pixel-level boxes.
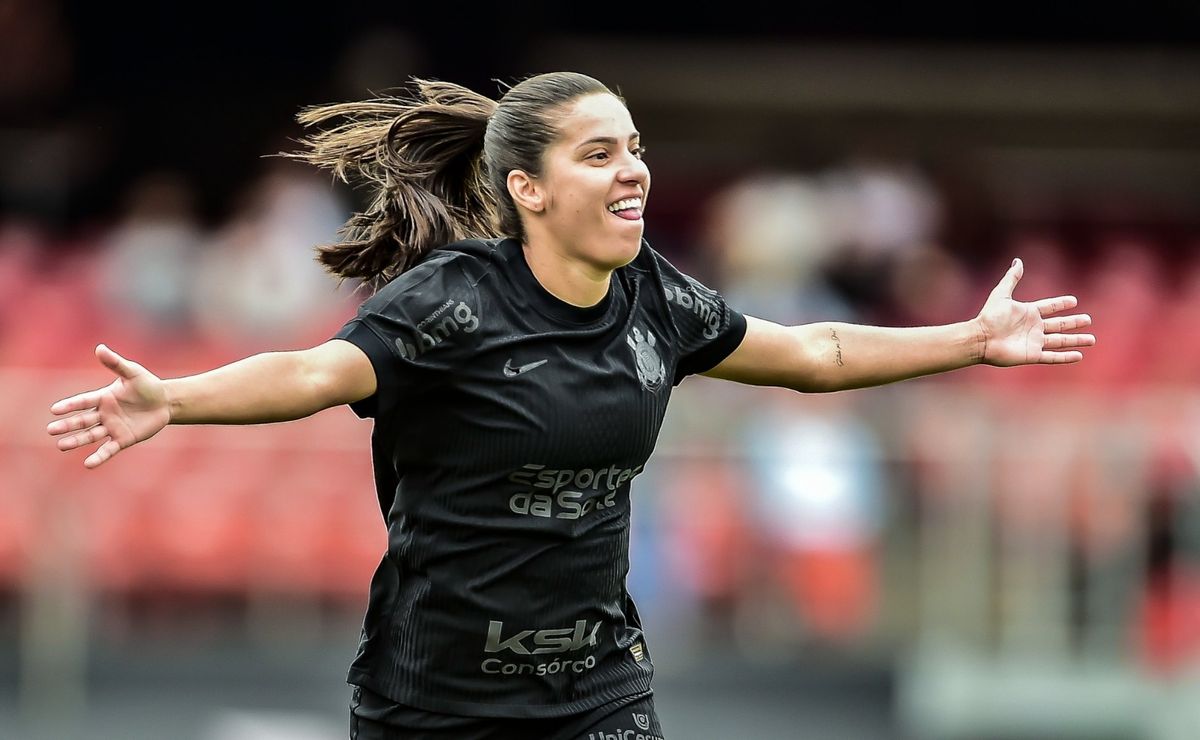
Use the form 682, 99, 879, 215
3, 3, 1200, 739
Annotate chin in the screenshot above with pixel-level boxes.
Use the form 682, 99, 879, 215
595, 233, 643, 270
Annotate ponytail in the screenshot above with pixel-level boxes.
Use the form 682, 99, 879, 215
284, 71, 617, 293
286, 79, 501, 292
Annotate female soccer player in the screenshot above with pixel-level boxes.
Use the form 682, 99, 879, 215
47, 72, 1094, 739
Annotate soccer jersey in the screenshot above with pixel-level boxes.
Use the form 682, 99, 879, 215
333, 236, 746, 718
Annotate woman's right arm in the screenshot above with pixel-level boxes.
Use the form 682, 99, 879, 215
47, 340, 376, 468
166, 339, 376, 424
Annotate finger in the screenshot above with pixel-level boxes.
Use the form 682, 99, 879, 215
50, 389, 105, 416
1043, 314, 1091, 332
1039, 350, 1084, 364
1043, 333, 1096, 350
1034, 296, 1079, 318
96, 344, 142, 380
991, 258, 1024, 299
84, 438, 123, 469
57, 424, 108, 452
47, 410, 101, 436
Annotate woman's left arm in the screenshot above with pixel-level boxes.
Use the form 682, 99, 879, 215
703, 258, 1095, 393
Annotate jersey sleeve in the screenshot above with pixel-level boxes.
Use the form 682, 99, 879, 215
648, 247, 748, 385
332, 253, 482, 418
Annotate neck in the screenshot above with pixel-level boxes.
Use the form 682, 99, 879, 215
521, 239, 612, 307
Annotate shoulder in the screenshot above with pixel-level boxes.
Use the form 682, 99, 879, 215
362, 238, 501, 313
347, 241, 498, 360
427, 237, 504, 275
390, 238, 499, 290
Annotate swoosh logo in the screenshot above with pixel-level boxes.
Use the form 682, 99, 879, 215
503, 358, 548, 378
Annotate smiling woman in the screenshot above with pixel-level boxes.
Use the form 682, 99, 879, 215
507, 91, 651, 305
284, 73, 646, 294
46, 71, 1093, 740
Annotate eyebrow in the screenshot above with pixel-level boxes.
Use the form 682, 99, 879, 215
575, 134, 641, 150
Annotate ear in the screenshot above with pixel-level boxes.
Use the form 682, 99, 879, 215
507, 170, 545, 214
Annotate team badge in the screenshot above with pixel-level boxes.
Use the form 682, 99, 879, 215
627, 327, 665, 392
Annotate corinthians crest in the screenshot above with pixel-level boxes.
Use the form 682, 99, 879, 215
627, 326, 665, 391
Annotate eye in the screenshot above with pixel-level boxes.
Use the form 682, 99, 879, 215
587, 146, 647, 163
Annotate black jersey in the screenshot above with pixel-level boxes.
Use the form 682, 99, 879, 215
332, 236, 746, 718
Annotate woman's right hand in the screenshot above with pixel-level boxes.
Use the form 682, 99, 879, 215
47, 344, 171, 468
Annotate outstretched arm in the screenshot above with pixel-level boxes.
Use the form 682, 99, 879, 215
162, 340, 375, 424
703, 258, 1095, 392
47, 339, 376, 468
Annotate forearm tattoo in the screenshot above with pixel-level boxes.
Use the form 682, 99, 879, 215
831, 328, 844, 367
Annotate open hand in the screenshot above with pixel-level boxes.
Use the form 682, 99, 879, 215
47, 344, 171, 468
977, 259, 1095, 367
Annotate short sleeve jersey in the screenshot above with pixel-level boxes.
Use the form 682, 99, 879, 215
333, 237, 746, 718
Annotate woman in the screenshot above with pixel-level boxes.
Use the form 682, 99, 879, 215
47, 72, 1094, 739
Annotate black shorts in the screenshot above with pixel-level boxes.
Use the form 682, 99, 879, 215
349, 684, 665, 740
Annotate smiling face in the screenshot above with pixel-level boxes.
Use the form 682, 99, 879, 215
514, 93, 651, 271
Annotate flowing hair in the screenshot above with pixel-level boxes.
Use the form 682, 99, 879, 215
284, 72, 617, 293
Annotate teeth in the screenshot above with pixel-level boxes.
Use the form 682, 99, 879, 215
607, 198, 642, 213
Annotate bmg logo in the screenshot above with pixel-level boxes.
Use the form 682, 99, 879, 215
395, 301, 479, 360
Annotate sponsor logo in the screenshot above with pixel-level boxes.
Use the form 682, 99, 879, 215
480, 619, 601, 677
481, 654, 598, 677
503, 358, 548, 377
630, 641, 645, 663
506, 463, 643, 520
626, 327, 665, 392
485, 619, 600, 655
633, 712, 651, 731
508, 489, 617, 520
394, 300, 479, 360
663, 281, 721, 340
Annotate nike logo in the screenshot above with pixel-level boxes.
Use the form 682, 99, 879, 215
503, 358, 548, 378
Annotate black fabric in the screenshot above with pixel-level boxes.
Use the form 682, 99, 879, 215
333, 237, 746, 718
349, 684, 664, 739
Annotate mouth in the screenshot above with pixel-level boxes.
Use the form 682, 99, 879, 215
606, 197, 643, 222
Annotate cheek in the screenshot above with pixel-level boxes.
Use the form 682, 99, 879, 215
553, 176, 605, 219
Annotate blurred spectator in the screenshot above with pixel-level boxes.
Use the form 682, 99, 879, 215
819, 154, 944, 320
190, 158, 353, 349
98, 171, 204, 337
656, 455, 756, 642
738, 391, 886, 647
823, 155, 942, 259
702, 174, 855, 325
1135, 467, 1200, 677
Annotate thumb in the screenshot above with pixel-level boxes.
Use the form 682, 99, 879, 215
96, 344, 140, 380
992, 258, 1023, 299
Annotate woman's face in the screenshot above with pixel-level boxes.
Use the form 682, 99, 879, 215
531, 93, 651, 270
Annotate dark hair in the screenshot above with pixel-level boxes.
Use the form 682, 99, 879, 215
285, 72, 617, 292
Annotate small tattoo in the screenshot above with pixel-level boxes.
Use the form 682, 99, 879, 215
831, 328, 844, 366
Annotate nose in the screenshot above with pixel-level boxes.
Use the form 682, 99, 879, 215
617, 152, 650, 189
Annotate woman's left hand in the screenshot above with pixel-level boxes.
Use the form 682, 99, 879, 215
976, 258, 1096, 367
